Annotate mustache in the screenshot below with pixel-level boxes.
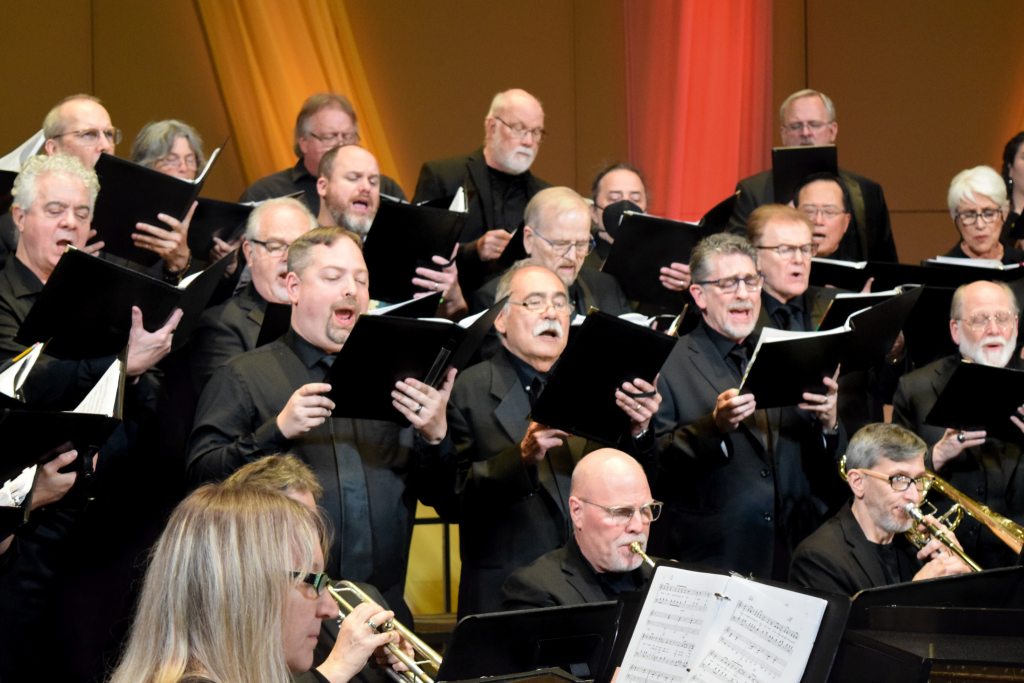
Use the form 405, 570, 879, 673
729, 302, 753, 313
533, 319, 564, 338
514, 145, 535, 159
331, 296, 360, 311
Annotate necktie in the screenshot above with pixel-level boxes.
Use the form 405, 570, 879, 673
727, 344, 750, 380
775, 304, 804, 331
527, 375, 546, 409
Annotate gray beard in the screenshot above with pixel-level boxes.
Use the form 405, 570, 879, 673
328, 203, 374, 237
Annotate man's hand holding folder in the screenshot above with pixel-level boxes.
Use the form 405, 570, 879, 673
126, 306, 182, 377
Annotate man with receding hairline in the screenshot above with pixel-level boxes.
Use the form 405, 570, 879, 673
413, 89, 552, 292
501, 448, 657, 610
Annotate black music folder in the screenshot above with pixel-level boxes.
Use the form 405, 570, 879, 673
90, 145, 223, 267
362, 201, 467, 303
838, 285, 924, 373
740, 326, 850, 408
255, 303, 291, 349
0, 410, 121, 485
529, 310, 677, 447
811, 257, 1024, 291
497, 224, 529, 268
15, 246, 233, 359
326, 297, 507, 423
816, 290, 899, 331
187, 197, 254, 256
924, 361, 1024, 443
0, 169, 15, 214
771, 144, 838, 205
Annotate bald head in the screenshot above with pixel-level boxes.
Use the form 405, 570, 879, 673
570, 449, 655, 573
523, 187, 592, 287
43, 96, 116, 169
317, 145, 380, 235
484, 89, 545, 175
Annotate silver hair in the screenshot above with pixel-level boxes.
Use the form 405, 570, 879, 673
947, 165, 1009, 219
12, 153, 100, 212
845, 423, 926, 471
494, 259, 567, 311
950, 280, 1019, 320
689, 232, 758, 284
244, 196, 317, 242
779, 89, 836, 123
523, 186, 589, 234
42, 94, 103, 140
130, 120, 206, 170
293, 93, 357, 158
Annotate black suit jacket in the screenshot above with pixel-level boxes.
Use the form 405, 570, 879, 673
434, 351, 656, 616
501, 536, 652, 610
730, 168, 898, 263
651, 322, 844, 579
189, 282, 269, 391
892, 354, 1024, 568
412, 148, 551, 293
789, 501, 922, 596
241, 159, 405, 217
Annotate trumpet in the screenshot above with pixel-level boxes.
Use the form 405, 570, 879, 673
630, 541, 657, 569
327, 581, 442, 683
904, 502, 982, 572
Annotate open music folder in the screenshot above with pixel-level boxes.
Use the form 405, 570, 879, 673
739, 327, 850, 409
925, 361, 1024, 443
771, 145, 838, 205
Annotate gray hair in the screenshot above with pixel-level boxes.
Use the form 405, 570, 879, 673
494, 259, 567, 309
950, 280, 1019, 320
244, 196, 317, 242
779, 89, 836, 123
130, 120, 206, 170
293, 93, 358, 158
12, 153, 100, 212
689, 232, 758, 284
42, 94, 103, 139
845, 423, 926, 471
524, 186, 588, 234
947, 165, 1009, 219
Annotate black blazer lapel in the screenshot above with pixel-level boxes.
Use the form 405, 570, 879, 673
806, 287, 838, 330
562, 554, 607, 603
840, 505, 887, 588
489, 353, 531, 445
466, 151, 495, 233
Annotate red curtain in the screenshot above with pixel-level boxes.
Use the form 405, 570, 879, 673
625, 0, 773, 222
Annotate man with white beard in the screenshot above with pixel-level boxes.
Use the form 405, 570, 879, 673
893, 280, 1024, 569
650, 233, 844, 581
412, 89, 552, 293
433, 263, 662, 617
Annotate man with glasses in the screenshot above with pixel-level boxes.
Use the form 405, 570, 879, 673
501, 448, 658, 609
790, 423, 971, 595
893, 280, 1024, 569
413, 89, 552, 293
241, 93, 405, 215
434, 262, 660, 616
651, 232, 843, 581
190, 196, 317, 391
793, 172, 860, 261
728, 89, 898, 263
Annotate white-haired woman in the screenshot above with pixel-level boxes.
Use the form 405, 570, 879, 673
945, 165, 1024, 263
107, 484, 405, 683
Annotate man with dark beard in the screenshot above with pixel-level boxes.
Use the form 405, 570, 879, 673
893, 280, 1024, 569
789, 423, 971, 595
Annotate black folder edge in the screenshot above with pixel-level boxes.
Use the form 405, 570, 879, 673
256, 302, 292, 348
594, 559, 850, 683
601, 212, 699, 308
171, 250, 238, 352
497, 225, 529, 268
922, 361, 1024, 443
0, 410, 122, 487
699, 191, 740, 235
739, 331, 850, 409
771, 145, 838, 205
434, 296, 509, 386
839, 285, 924, 373
0, 169, 15, 215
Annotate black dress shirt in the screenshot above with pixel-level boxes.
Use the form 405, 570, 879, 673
761, 291, 807, 332
488, 166, 531, 234
240, 159, 406, 216
700, 317, 756, 383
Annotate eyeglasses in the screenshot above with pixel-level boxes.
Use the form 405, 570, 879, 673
290, 571, 332, 596
50, 127, 122, 146
756, 243, 818, 259
854, 469, 931, 493
155, 153, 198, 170
696, 274, 764, 293
533, 232, 595, 257
249, 238, 292, 256
509, 297, 574, 314
580, 499, 663, 525
783, 120, 832, 133
799, 206, 846, 220
956, 209, 1002, 226
308, 130, 361, 146
494, 117, 547, 142
957, 312, 1015, 331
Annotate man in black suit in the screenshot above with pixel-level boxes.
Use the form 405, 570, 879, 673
188, 226, 455, 626
790, 423, 972, 595
651, 232, 844, 581
241, 93, 405, 214
892, 280, 1024, 569
437, 263, 661, 616
728, 89, 898, 263
412, 88, 551, 293
501, 448, 657, 610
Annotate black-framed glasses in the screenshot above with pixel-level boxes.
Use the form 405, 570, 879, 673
955, 209, 1002, 226
957, 312, 1015, 332
783, 120, 831, 133
756, 243, 818, 259
50, 127, 122, 146
695, 274, 764, 294
494, 117, 547, 142
580, 499, 663, 525
290, 571, 332, 596
854, 469, 931, 492
533, 232, 595, 257
508, 297, 574, 314
249, 238, 292, 255
309, 130, 361, 146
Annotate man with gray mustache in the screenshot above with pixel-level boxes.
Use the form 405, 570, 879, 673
650, 232, 844, 581
892, 280, 1024, 569
433, 261, 662, 617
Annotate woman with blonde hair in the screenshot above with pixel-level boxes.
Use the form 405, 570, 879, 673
108, 484, 400, 683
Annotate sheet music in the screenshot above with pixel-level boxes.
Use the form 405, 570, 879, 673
619, 567, 730, 683
0, 342, 45, 398
70, 358, 122, 417
449, 186, 468, 213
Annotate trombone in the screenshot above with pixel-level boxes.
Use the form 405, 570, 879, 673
327, 581, 442, 683
630, 541, 657, 569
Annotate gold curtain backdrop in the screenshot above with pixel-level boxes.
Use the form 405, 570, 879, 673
194, 0, 402, 189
